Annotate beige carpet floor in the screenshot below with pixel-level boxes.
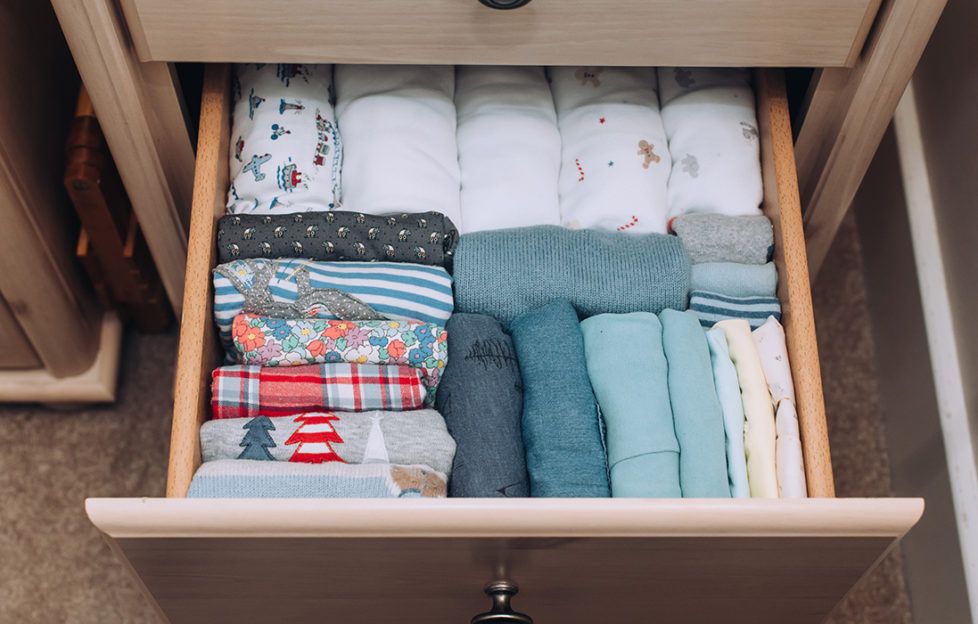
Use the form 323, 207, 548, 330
0, 212, 912, 623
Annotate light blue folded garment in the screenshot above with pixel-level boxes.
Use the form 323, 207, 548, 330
454, 226, 691, 327
690, 262, 777, 298
690, 290, 781, 329
660, 309, 730, 498
706, 327, 750, 498
186, 460, 448, 498
510, 300, 611, 498
581, 313, 681, 498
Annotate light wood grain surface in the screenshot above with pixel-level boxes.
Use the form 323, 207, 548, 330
757, 70, 834, 497
795, 0, 948, 278
119, 0, 878, 67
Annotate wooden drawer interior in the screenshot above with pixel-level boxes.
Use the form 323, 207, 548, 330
166, 63, 834, 499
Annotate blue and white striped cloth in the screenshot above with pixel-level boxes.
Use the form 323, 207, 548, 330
213, 258, 453, 354
689, 290, 781, 329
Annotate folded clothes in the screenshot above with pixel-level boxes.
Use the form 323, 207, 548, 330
580, 313, 680, 498
456, 66, 561, 233
216, 211, 458, 266
200, 410, 456, 475
510, 300, 610, 497
658, 67, 762, 218
335, 65, 461, 224
454, 226, 690, 327
751, 316, 796, 406
690, 262, 778, 298
187, 460, 447, 498
231, 315, 447, 403
549, 67, 671, 233
689, 291, 781, 329
435, 313, 528, 497
775, 400, 807, 498
706, 327, 750, 498
715, 319, 777, 498
211, 364, 426, 419
669, 214, 773, 264
660, 310, 730, 498
228, 63, 341, 214
213, 259, 453, 355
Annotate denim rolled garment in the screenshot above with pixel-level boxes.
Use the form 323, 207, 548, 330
660, 309, 730, 497
580, 313, 681, 498
435, 313, 528, 497
510, 300, 610, 497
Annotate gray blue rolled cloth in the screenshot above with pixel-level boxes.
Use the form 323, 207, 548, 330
454, 226, 691, 327
689, 290, 781, 329
580, 313, 681, 498
435, 313, 529, 497
690, 261, 777, 298
669, 213, 774, 264
510, 300, 611, 497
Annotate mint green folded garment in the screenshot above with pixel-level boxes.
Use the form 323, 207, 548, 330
706, 327, 750, 498
690, 262, 777, 298
581, 313, 681, 498
660, 310, 730, 497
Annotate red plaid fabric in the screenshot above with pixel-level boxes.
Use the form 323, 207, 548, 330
211, 364, 426, 419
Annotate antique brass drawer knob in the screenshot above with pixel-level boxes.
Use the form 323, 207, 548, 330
471, 581, 533, 624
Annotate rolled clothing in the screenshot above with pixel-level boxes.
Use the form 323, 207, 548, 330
211, 364, 426, 419
660, 309, 730, 497
689, 290, 781, 329
216, 211, 458, 266
231, 315, 447, 403
715, 319, 778, 498
775, 400, 807, 498
213, 259, 453, 356
435, 313, 528, 497
658, 67, 762, 218
690, 262, 777, 298
669, 213, 773, 264
456, 66, 560, 233
454, 226, 690, 328
200, 410, 455, 475
751, 315, 796, 406
335, 65, 461, 224
187, 460, 447, 498
580, 313, 680, 498
706, 327, 750, 498
549, 67, 671, 234
510, 300, 610, 497
228, 63, 341, 214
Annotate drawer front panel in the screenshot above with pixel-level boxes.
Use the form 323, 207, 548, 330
120, 0, 880, 67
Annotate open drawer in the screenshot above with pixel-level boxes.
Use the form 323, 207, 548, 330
86, 65, 923, 624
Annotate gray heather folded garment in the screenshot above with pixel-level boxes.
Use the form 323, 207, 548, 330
199, 409, 456, 475
669, 213, 773, 264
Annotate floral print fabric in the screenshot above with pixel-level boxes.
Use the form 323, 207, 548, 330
232, 314, 447, 402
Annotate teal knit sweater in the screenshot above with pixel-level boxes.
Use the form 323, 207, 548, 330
454, 226, 691, 326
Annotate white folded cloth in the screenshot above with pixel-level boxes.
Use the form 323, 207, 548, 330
549, 67, 671, 234
658, 67, 763, 218
775, 400, 807, 498
334, 65, 461, 224
455, 66, 561, 233
228, 63, 341, 214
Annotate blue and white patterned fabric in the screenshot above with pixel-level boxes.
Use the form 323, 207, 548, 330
689, 290, 781, 329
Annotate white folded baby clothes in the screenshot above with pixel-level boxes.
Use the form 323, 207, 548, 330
657, 67, 763, 219
455, 66, 561, 233
549, 67, 671, 234
228, 63, 341, 214
775, 401, 807, 498
752, 315, 796, 406
334, 65, 461, 224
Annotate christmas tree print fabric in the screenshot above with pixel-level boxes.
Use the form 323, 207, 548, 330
228, 63, 342, 214
231, 314, 447, 403
200, 410, 456, 475
657, 67, 763, 218
549, 66, 671, 234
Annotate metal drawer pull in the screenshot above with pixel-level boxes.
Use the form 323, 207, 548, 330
471, 581, 533, 624
477, 0, 532, 9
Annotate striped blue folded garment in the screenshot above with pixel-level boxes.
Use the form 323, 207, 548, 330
213, 258, 454, 356
689, 290, 781, 329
